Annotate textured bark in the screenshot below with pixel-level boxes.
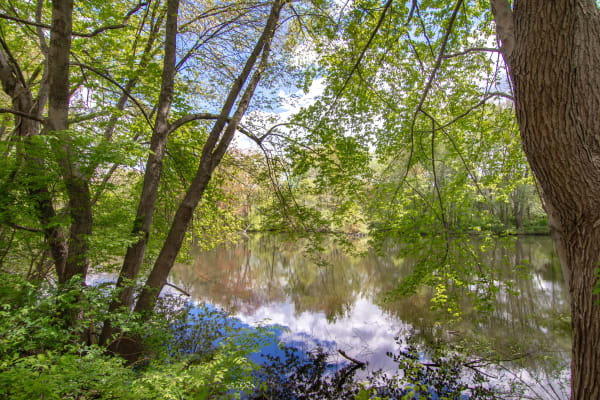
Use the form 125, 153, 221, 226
493, 1, 600, 397
117, 0, 179, 307
47, 0, 93, 283
0, 37, 68, 278
98, 0, 179, 349
133, 0, 287, 315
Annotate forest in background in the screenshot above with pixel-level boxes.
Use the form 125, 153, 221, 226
0, 0, 598, 398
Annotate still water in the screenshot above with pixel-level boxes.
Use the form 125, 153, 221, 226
170, 234, 571, 397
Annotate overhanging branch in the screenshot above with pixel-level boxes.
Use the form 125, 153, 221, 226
442, 47, 500, 59
168, 113, 220, 134
0, 2, 147, 38
0, 108, 44, 122
71, 62, 153, 128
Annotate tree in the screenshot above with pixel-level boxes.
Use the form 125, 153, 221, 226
0, 0, 310, 356
299, 0, 599, 397
491, 1, 600, 397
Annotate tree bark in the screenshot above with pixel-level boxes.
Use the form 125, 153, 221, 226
47, 0, 93, 283
0, 35, 68, 279
492, 0, 600, 397
98, 0, 178, 348
133, 0, 287, 315
116, 0, 179, 309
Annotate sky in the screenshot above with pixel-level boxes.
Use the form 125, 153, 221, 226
232, 77, 326, 150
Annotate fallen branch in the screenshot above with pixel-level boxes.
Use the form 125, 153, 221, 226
164, 281, 190, 297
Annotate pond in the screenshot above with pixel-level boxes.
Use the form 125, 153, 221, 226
170, 234, 571, 398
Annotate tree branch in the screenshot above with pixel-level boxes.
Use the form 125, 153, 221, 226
5, 221, 43, 234
70, 62, 153, 128
164, 281, 190, 296
68, 111, 107, 124
442, 47, 500, 59
168, 112, 221, 134
489, 0, 515, 62
403, 0, 464, 180
332, 0, 393, 104
0, 12, 126, 37
424, 91, 513, 133
1, 1, 147, 39
74, 24, 127, 38
0, 108, 44, 122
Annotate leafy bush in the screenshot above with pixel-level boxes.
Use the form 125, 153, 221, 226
0, 274, 267, 399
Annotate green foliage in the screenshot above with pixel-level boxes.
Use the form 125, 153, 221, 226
1, 346, 134, 400
0, 274, 267, 399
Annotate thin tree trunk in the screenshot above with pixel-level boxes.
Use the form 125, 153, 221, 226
133, 0, 287, 315
492, 1, 600, 397
116, 0, 179, 309
98, 0, 179, 348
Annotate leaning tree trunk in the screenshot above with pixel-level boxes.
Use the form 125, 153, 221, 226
133, 0, 287, 316
492, 0, 600, 398
98, 0, 177, 349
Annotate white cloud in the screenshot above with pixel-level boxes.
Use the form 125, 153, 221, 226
234, 295, 408, 373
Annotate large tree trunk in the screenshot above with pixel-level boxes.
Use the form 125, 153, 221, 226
47, 0, 93, 283
492, 0, 600, 397
117, 0, 179, 310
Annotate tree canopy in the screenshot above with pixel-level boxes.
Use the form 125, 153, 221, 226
0, 0, 599, 398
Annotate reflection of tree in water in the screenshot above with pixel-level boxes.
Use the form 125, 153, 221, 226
286, 247, 361, 321
171, 239, 285, 313
172, 235, 363, 320
171, 234, 570, 371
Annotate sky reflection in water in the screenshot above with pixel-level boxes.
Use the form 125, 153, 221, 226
171, 235, 571, 380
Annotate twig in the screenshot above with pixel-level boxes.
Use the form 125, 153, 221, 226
0, 12, 125, 37
338, 349, 366, 366
70, 62, 153, 128
332, 0, 393, 105
164, 281, 190, 297
442, 47, 500, 59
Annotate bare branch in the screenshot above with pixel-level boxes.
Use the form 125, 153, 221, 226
168, 112, 220, 134
164, 281, 190, 296
4, 221, 43, 234
0, 108, 44, 122
0, 12, 50, 31
442, 47, 500, 59
74, 24, 126, 38
124, 2, 149, 22
68, 111, 107, 124
338, 350, 366, 367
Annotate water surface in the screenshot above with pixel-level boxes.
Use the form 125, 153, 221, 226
171, 234, 570, 395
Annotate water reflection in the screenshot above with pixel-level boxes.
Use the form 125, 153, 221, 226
170, 235, 570, 375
